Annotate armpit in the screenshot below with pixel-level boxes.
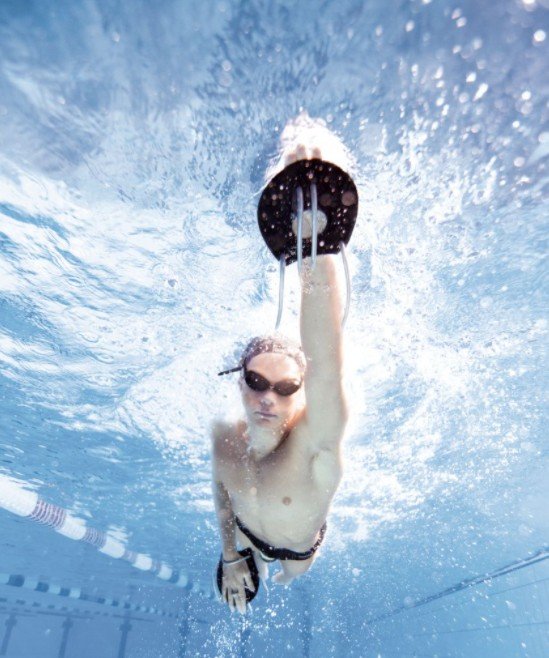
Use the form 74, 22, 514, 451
310, 449, 342, 489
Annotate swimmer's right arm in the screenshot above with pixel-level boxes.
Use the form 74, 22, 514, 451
212, 479, 239, 560
211, 423, 239, 560
213, 477, 255, 614
212, 477, 253, 614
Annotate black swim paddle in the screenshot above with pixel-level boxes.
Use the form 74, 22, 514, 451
216, 548, 260, 606
257, 158, 358, 329
257, 158, 358, 266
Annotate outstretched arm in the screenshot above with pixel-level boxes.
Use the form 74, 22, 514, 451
300, 254, 348, 448
211, 425, 254, 614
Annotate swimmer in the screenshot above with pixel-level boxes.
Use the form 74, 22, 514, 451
212, 139, 354, 614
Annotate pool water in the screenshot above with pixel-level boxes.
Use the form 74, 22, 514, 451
0, 0, 547, 656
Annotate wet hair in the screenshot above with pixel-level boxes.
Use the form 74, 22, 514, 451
241, 335, 306, 375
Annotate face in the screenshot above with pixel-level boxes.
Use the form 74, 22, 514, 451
239, 352, 305, 432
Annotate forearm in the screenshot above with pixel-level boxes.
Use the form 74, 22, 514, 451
300, 254, 344, 359
213, 481, 239, 559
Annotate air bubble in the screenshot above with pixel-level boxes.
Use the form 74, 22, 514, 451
473, 83, 489, 101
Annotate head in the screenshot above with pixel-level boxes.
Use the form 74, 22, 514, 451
238, 335, 306, 434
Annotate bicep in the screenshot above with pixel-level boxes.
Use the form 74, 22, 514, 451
210, 421, 236, 497
300, 255, 347, 432
211, 421, 228, 483
212, 465, 229, 500
304, 362, 348, 439
301, 300, 346, 432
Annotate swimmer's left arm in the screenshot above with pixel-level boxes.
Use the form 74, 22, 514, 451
300, 254, 348, 448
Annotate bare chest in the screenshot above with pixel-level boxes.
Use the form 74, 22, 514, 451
225, 446, 307, 506
221, 440, 341, 546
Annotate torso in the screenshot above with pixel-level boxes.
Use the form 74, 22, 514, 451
213, 419, 343, 551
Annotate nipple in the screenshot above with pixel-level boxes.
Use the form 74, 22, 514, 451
282, 496, 292, 506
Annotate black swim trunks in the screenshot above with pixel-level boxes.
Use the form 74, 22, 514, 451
235, 515, 327, 561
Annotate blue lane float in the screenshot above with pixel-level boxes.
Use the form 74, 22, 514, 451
0, 570, 178, 618
0, 474, 214, 599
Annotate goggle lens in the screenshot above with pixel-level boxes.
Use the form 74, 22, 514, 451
244, 370, 301, 397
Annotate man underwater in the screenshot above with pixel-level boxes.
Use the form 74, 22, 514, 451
212, 127, 353, 614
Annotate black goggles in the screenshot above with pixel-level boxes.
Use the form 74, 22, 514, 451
243, 366, 302, 397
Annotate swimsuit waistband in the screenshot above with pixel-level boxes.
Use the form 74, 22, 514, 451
234, 515, 326, 561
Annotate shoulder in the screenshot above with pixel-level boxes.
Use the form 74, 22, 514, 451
211, 418, 244, 457
211, 419, 246, 484
211, 418, 230, 453
211, 418, 230, 441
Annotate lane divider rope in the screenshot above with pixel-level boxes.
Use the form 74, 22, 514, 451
362, 546, 549, 627
0, 571, 177, 618
0, 474, 213, 599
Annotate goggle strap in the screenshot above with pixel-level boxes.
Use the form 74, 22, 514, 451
217, 365, 243, 376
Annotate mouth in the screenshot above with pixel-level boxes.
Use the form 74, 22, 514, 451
255, 411, 277, 419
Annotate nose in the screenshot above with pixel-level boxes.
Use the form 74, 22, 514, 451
259, 392, 276, 408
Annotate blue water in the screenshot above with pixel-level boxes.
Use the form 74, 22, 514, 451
0, 0, 548, 656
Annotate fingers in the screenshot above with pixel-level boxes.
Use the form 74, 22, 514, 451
295, 144, 307, 160
235, 591, 247, 615
284, 152, 298, 166
242, 572, 256, 592
284, 144, 322, 167
222, 565, 252, 614
223, 584, 247, 614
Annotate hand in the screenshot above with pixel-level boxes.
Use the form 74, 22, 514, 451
222, 558, 255, 615
283, 144, 322, 167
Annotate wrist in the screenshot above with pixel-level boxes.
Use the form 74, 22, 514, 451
222, 548, 240, 561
